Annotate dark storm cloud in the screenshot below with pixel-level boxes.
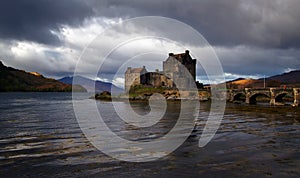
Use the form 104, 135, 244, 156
2, 0, 299, 48
215, 47, 300, 77
1, 0, 299, 80
89, 0, 300, 49
0, 0, 93, 45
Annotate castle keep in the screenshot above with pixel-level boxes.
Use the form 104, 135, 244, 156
125, 50, 196, 92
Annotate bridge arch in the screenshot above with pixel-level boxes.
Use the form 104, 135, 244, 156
249, 93, 270, 104
275, 92, 287, 103
229, 88, 298, 106
233, 92, 246, 102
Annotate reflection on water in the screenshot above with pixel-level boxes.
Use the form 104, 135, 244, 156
0, 93, 299, 177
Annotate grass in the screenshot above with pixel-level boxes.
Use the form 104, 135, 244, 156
129, 85, 165, 95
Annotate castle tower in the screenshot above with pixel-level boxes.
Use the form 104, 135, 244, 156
124, 50, 197, 91
124, 66, 147, 92
163, 50, 196, 88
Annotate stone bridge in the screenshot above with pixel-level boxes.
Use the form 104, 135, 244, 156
227, 88, 300, 106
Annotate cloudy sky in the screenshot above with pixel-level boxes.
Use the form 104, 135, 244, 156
1, 0, 300, 87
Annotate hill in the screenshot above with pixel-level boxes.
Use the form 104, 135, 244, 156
226, 78, 260, 89
0, 61, 86, 92
226, 70, 300, 89
59, 76, 124, 94
267, 70, 300, 84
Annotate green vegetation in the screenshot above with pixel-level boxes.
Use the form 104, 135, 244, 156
129, 85, 165, 95
127, 85, 167, 99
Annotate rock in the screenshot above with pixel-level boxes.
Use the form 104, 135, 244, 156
95, 91, 112, 100
167, 95, 177, 100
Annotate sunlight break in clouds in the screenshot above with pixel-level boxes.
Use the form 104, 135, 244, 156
112, 77, 125, 88
1, 17, 124, 78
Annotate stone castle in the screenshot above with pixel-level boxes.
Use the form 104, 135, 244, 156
125, 50, 197, 92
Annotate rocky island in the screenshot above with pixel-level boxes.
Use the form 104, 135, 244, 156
93, 50, 209, 101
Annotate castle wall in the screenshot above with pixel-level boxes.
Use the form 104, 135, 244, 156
163, 52, 196, 89
125, 51, 197, 91
185, 59, 196, 81
139, 72, 174, 88
125, 73, 141, 92
125, 67, 147, 92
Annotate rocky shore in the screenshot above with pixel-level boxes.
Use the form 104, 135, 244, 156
93, 90, 210, 101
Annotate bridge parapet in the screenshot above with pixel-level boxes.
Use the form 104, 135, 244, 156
272, 88, 293, 92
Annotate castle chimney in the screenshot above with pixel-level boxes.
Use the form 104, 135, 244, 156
185, 50, 189, 54
143, 66, 145, 69
127, 67, 131, 72
169, 53, 174, 56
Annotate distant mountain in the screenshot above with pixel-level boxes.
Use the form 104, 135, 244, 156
0, 61, 86, 92
59, 76, 124, 94
226, 70, 300, 89
229, 77, 246, 82
267, 70, 300, 84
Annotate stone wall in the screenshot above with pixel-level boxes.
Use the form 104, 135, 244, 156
125, 50, 197, 91
125, 67, 147, 92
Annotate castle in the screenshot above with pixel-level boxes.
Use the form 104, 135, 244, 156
125, 50, 197, 92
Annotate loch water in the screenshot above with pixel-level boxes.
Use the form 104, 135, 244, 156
0, 92, 299, 177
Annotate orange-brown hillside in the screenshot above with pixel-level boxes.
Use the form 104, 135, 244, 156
231, 78, 256, 85
227, 78, 258, 89
0, 61, 86, 92
226, 71, 300, 89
